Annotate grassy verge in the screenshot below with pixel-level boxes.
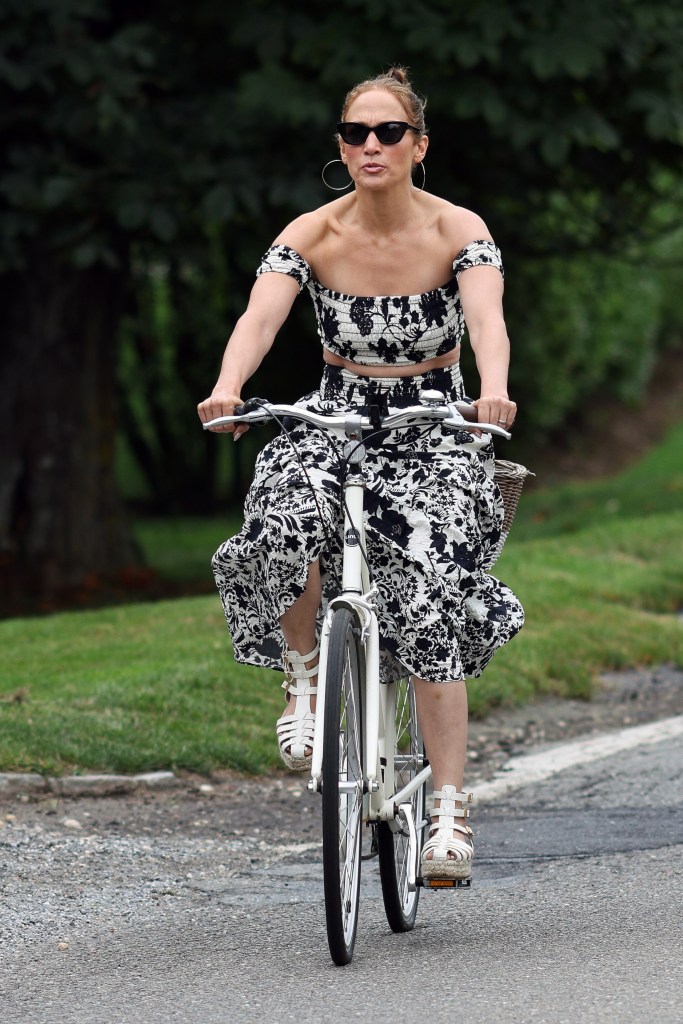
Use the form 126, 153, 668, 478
0, 598, 278, 777
1, 426, 681, 776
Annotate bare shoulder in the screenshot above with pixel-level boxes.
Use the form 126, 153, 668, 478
272, 198, 348, 258
432, 198, 495, 252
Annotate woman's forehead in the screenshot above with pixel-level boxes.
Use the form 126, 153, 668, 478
345, 89, 406, 122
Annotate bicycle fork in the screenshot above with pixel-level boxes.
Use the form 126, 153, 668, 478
308, 465, 377, 794
307, 589, 377, 794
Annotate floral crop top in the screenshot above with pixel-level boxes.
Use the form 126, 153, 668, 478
256, 240, 503, 366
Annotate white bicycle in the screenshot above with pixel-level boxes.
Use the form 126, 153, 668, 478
205, 391, 512, 965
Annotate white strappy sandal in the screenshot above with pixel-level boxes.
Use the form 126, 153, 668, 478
421, 785, 474, 880
276, 644, 319, 772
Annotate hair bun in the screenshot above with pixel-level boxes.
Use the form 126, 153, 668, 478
388, 66, 409, 85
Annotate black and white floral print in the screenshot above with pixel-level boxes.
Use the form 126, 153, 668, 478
255, 243, 312, 289
212, 364, 524, 684
256, 241, 504, 366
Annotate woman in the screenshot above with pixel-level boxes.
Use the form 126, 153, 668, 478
198, 67, 524, 880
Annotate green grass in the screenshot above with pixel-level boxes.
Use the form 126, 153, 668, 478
1, 423, 681, 776
478, 512, 682, 712
0, 598, 280, 777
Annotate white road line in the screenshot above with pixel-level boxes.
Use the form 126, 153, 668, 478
259, 840, 322, 856
474, 714, 683, 803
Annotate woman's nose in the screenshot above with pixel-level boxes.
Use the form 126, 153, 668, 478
363, 130, 381, 151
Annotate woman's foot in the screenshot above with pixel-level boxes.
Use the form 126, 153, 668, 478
421, 785, 474, 880
276, 645, 319, 772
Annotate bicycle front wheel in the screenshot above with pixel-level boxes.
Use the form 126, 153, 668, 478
377, 676, 427, 932
321, 607, 364, 966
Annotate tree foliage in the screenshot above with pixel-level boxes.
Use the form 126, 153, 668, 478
4, 0, 683, 269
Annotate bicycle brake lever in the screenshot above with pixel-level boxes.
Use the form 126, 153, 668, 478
443, 413, 511, 440
202, 407, 271, 430
446, 400, 511, 438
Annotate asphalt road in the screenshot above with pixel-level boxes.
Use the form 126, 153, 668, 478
2, 713, 681, 1024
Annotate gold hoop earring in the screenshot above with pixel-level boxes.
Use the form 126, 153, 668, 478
321, 159, 353, 191
412, 161, 426, 191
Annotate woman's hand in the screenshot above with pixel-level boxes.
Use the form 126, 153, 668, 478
197, 389, 249, 439
473, 395, 517, 431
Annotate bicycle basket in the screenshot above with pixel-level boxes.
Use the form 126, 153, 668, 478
488, 460, 534, 568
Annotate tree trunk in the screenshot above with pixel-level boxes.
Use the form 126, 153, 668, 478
0, 255, 141, 610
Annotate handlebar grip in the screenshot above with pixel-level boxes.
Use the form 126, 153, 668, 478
455, 402, 478, 423
234, 397, 268, 417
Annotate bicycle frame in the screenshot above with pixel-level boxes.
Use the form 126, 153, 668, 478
203, 394, 511, 890
308, 453, 403, 799
307, 426, 431, 892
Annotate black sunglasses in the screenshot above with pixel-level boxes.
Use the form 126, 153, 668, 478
337, 121, 421, 146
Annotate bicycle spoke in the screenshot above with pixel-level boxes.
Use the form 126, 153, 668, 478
337, 653, 362, 928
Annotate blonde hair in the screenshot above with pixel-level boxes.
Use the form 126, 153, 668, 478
340, 66, 427, 135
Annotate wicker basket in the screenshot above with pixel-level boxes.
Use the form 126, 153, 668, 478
488, 459, 534, 567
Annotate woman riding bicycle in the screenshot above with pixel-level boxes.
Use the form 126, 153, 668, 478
197, 66, 524, 881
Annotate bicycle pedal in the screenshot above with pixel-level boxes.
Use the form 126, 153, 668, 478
361, 823, 379, 860
418, 877, 472, 889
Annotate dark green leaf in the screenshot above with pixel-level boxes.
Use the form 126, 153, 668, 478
149, 207, 176, 242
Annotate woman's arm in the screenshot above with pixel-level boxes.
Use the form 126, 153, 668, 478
459, 265, 517, 429
197, 272, 300, 434
198, 209, 329, 434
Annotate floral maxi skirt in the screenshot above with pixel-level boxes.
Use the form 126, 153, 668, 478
212, 364, 524, 684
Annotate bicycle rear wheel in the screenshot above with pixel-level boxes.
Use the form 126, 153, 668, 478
321, 607, 364, 966
377, 676, 427, 932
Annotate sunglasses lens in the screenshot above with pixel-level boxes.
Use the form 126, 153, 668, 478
338, 123, 368, 145
376, 123, 405, 144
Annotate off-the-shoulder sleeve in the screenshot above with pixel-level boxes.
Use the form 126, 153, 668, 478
452, 240, 504, 279
256, 244, 312, 293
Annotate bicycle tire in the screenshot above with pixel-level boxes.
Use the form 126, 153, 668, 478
377, 676, 427, 932
322, 607, 364, 966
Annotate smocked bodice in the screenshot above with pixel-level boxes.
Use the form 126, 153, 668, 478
256, 240, 503, 366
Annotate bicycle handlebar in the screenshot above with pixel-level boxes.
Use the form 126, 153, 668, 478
202, 391, 512, 440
